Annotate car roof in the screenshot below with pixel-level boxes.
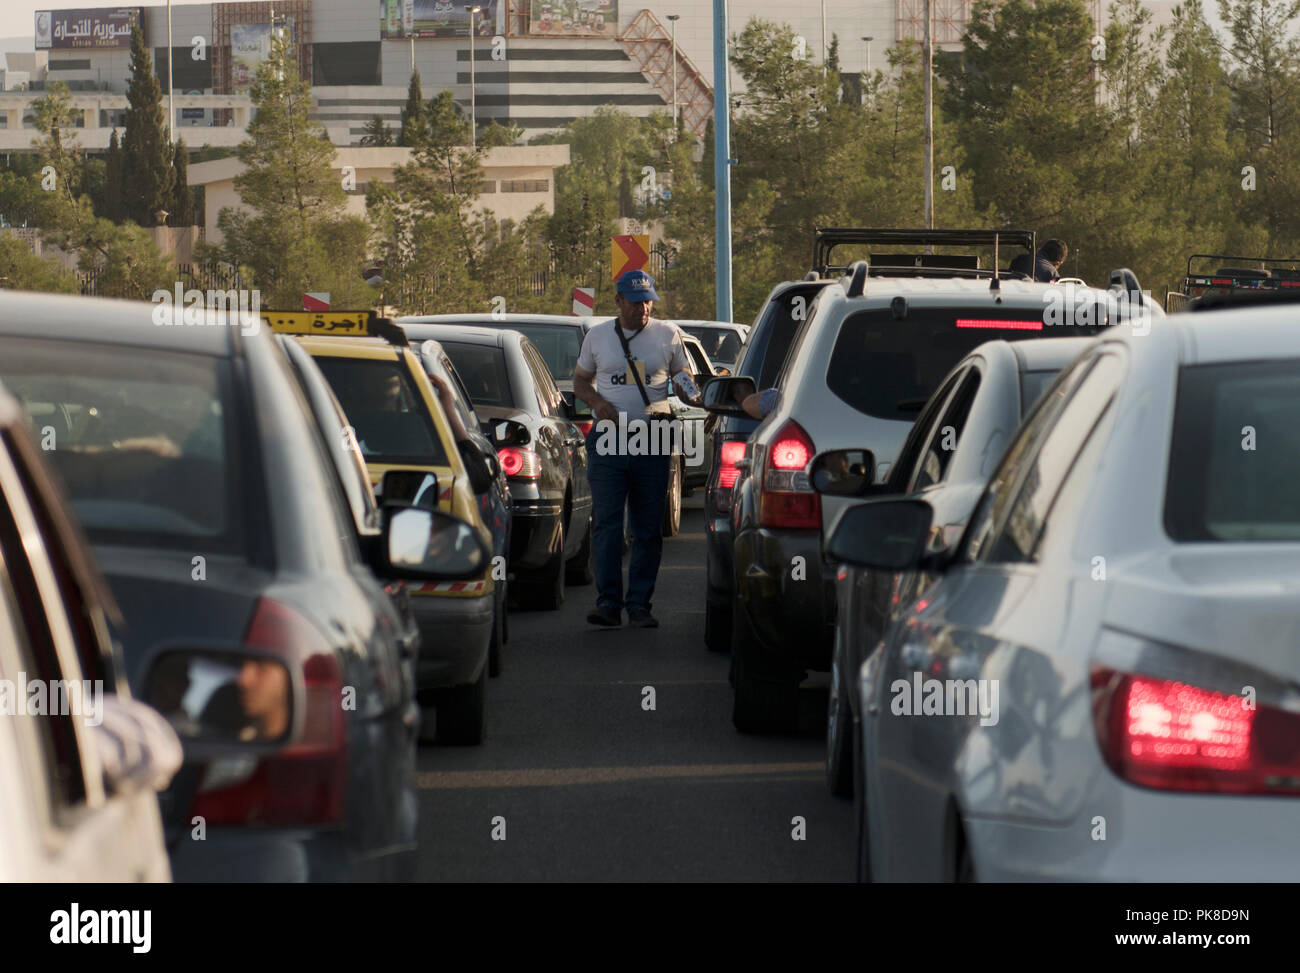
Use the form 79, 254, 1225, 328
674, 320, 748, 330
1009, 336, 1096, 371
400, 313, 609, 329
399, 322, 520, 348
0, 290, 235, 355
293, 334, 404, 360
1164, 304, 1300, 365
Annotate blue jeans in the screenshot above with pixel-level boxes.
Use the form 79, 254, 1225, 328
586, 430, 671, 613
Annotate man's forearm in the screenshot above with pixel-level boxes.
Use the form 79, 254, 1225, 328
573, 374, 604, 410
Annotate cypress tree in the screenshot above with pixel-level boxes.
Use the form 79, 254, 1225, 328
170, 138, 194, 226
103, 128, 123, 221
121, 25, 173, 225
399, 70, 429, 147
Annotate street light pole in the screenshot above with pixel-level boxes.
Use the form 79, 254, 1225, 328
861, 35, 873, 76
166, 0, 174, 143
923, 0, 933, 234
713, 0, 732, 322
465, 5, 480, 148
667, 14, 679, 133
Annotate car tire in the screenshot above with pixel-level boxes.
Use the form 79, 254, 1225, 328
488, 587, 505, 678
826, 637, 854, 797
566, 516, 594, 585
661, 456, 682, 537
704, 598, 731, 654
522, 519, 565, 611
435, 666, 487, 746
730, 598, 799, 733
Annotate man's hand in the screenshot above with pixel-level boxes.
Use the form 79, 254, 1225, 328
574, 366, 616, 423
592, 398, 619, 422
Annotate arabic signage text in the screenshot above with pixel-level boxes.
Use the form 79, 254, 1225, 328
36, 7, 144, 50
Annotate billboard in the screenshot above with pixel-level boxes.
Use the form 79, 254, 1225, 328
379, 0, 500, 39
529, 0, 617, 36
230, 22, 295, 90
35, 7, 144, 50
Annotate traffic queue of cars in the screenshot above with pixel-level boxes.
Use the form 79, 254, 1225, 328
702, 227, 1300, 881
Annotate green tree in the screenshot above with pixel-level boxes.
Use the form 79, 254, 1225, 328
399, 70, 429, 147
212, 31, 366, 308
169, 138, 195, 225
121, 25, 174, 226
360, 115, 396, 146
103, 128, 124, 222
0, 235, 79, 293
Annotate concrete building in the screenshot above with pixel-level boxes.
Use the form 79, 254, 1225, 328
0, 0, 1186, 153
189, 143, 570, 244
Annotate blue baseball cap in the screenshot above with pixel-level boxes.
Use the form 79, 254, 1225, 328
616, 270, 659, 302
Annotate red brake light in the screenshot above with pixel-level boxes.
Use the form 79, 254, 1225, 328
718, 440, 746, 489
497, 447, 540, 480
189, 598, 347, 827
954, 318, 1044, 331
759, 420, 820, 529
1093, 667, 1300, 794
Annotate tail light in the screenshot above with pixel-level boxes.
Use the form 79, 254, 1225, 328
189, 598, 348, 827
1092, 666, 1300, 794
758, 420, 820, 529
713, 439, 747, 512
498, 447, 541, 480
574, 419, 594, 437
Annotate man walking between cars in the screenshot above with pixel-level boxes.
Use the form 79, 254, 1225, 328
574, 270, 693, 629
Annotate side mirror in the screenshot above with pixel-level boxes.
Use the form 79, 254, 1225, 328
825, 498, 935, 571
702, 376, 757, 418
810, 449, 877, 497
143, 650, 293, 747
380, 469, 439, 509
384, 507, 491, 581
492, 418, 531, 446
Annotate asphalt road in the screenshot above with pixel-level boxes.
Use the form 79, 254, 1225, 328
414, 494, 855, 882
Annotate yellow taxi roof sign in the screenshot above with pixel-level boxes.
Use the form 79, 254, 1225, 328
264, 310, 375, 337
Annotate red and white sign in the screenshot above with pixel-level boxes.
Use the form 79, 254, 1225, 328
303, 292, 330, 311
572, 286, 595, 316
611, 234, 650, 280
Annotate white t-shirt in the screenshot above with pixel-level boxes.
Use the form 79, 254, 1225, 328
577, 318, 690, 421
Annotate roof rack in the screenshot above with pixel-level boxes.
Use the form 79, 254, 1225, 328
812, 227, 1036, 277
264, 309, 409, 347
1181, 253, 1300, 295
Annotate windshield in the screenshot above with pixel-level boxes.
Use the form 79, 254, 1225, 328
1165, 360, 1300, 542
312, 356, 449, 466
0, 339, 244, 552
473, 322, 583, 384
682, 326, 742, 366
827, 308, 1107, 422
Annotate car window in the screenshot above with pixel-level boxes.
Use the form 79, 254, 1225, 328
0, 441, 90, 816
460, 322, 582, 382
826, 307, 1106, 422
1165, 359, 1300, 541
744, 285, 821, 389
1020, 369, 1061, 414
683, 338, 714, 376
0, 339, 245, 554
911, 367, 982, 492
962, 352, 1096, 562
982, 353, 1125, 564
523, 342, 560, 417
422, 351, 478, 432
682, 327, 742, 366
312, 355, 449, 467
440, 342, 512, 408
891, 368, 965, 492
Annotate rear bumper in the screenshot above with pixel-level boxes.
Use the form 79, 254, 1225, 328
509, 502, 563, 577
410, 590, 493, 689
733, 526, 834, 672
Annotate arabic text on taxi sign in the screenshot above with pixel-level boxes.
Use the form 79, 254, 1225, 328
263, 311, 375, 336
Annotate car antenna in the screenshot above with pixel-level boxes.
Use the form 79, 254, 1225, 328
990, 232, 1002, 299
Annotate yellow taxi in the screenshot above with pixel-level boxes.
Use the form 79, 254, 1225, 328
268, 311, 494, 745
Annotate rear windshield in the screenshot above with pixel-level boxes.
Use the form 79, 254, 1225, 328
312, 356, 449, 466
1165, 360, 1300, 541
682, 327, 742, 365
439, 341, 513, 409
479, 323, 582, 383
827, 308, 1106, 421
0, 340, 244, 552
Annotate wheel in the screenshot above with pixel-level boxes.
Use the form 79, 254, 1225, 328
520, 519, 565, 610
661, 456, 682, 537
730, 597, 799, 733
826, 634, 854, 796
565, 516, 593, 585
434, 665, 486, 745
488, 586, 505, 677
704, 597, 731, 653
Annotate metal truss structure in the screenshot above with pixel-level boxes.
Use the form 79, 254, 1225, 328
617, 8, 713, 137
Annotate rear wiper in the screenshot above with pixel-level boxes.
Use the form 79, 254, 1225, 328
897, 398, 928, 413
